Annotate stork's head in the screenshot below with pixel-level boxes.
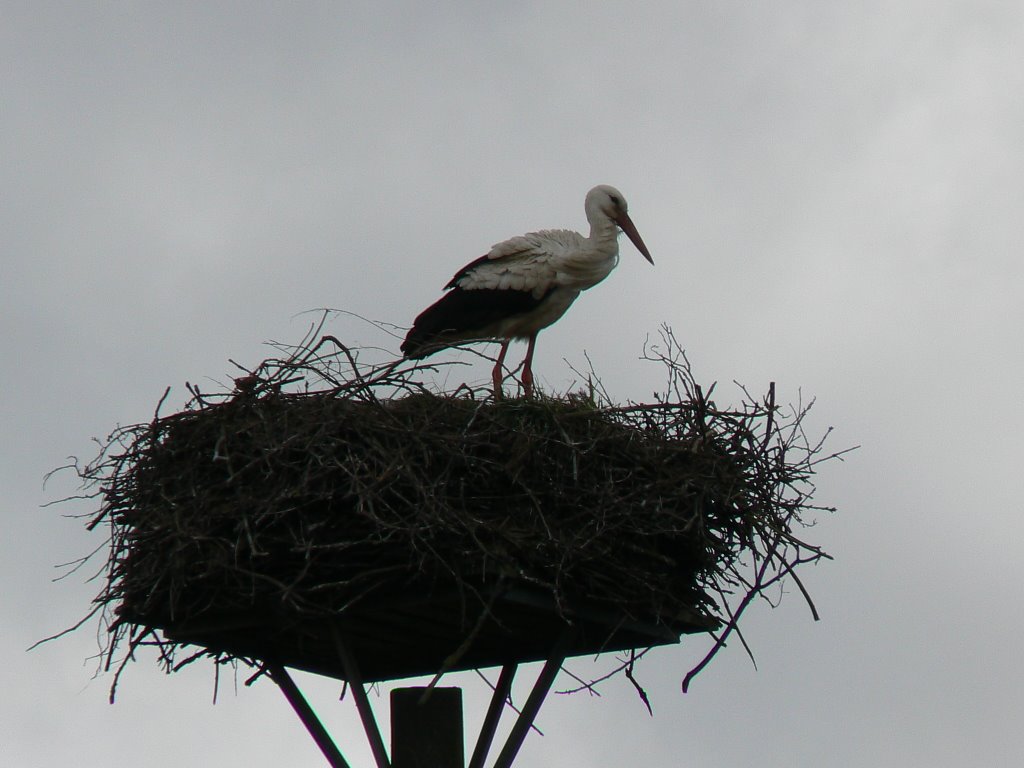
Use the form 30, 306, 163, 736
585, 185, 654, 264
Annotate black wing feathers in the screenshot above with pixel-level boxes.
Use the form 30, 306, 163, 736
401, 286, 549, 358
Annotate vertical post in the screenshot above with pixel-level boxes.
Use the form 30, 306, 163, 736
391, 687, 464, 768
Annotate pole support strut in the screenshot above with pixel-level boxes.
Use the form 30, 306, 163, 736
332, 625, 392, 768
268, 663, 353, 768
491, 628, 575, 768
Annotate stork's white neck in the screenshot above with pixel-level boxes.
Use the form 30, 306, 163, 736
586, 213, 621, 253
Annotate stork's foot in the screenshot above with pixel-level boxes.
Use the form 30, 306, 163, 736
491, 341, 511, 401
491, 365, 504, 400
520, 334, 537, 398
521, 369, 534, 398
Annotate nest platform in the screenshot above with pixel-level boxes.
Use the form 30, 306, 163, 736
76, 330, 833, 694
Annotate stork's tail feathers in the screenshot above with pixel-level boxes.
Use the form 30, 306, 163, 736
401, 289, 469, 359
400, 325, 441, 360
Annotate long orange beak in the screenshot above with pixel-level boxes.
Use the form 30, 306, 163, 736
616, 213, 654, 264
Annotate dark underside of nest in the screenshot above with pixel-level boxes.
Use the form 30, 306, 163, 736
76, 330, 835, 690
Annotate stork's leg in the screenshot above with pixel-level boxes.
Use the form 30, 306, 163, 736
492, 340, 510, 399
521, 333, 537, 398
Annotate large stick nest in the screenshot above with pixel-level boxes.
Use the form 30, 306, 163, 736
64, 323, 841, 697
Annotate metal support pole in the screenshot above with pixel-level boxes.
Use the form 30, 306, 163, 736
468, 663, 518, 768
490, 629, 574, 768
268, 663, 353, 768
332, 626, 392, 768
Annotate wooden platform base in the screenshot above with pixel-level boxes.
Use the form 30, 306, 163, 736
138, 580, 715, 683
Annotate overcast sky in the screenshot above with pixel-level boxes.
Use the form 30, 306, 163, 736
3, 2, 1023, 766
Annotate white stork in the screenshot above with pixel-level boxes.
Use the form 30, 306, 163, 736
401, 185, 653, 396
